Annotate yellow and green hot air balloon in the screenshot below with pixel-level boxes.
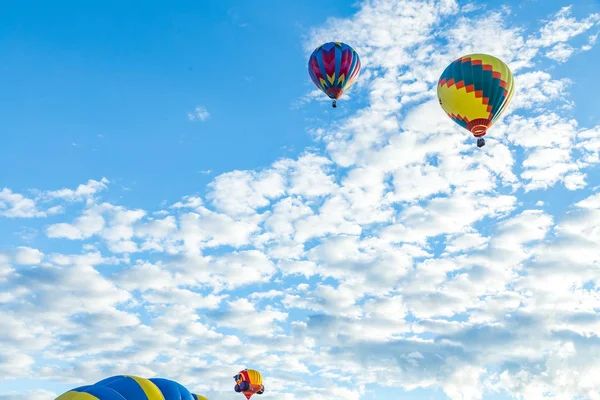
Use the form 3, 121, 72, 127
437, 53, 515, 147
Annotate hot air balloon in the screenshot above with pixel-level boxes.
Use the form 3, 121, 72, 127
437, 53, 515, 147
55, 374, 208, 400
233, 369, 264, 399
308, 42, 361, 108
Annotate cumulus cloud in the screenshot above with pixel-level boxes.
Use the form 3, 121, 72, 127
0, 390, 56, 400
13, 246, 44, 265
43, 178, 110, 202
0, 188, 45, 218
0, 178, 111, 219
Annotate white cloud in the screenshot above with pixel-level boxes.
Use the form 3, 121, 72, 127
546, 42, 576, 62
212, 298, 288, 337
13, 246, 44, 265
511, 71, 571, 110
0, 390, 56, 400
533, 6, 600, 49
44, 178, 109, 201
207, 167, 286, 216
445, 231, 489, 253
0, 188, 45, 218
188, 106, 210, 121
46, 209, 106, 240
0, 178, 112, 219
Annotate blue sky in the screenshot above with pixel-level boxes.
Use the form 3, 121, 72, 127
1, 1, 600, 399
0, 0, 353, 202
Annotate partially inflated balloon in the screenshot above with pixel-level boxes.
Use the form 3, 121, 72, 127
308, 42, 361, 108
437, 53, 515, 147
55, 375, 208, 400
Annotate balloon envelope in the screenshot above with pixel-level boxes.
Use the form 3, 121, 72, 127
308, 42, 361, 106
56, 375, 206, 400
437, 53, 515, 140
233, 369, 264, 400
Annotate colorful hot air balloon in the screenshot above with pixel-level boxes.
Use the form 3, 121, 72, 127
308, 42, 361, 108
437, 53, 515, 147
55, 375, 208, 400
233, 369, 264, 399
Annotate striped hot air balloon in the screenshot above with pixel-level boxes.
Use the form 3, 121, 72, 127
233, 369, 264, 400
55, 375, 208, 400
437, 53, 515, 147
308, 42, 361, 108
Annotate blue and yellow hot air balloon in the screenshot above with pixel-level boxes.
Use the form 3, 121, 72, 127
55, 375, 208, 400
437, 54, 515, 147
308, 42, 361, 108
